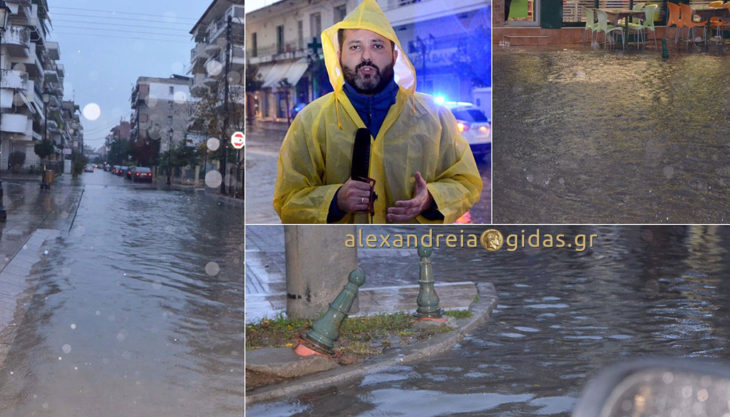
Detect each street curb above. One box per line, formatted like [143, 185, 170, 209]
[245, 282, 498, 405]
[0, 229, 61, 370]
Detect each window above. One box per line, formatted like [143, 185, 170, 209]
[169, 101, 174, 110]
[169, 86, 174, 94]
[298, 21, 303, 50]
[334, 5, 347, 23]
[277, 25, 284, 54]
[310, 13, 321, 39]
[251, 32, 257, 57]
[168, 115, 173, 125]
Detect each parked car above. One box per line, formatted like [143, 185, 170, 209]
[444, 101, 491, 161]
[111, 165, 120, 174]
[116, 165, 129, 177]
[131, 167, 153, 183]
[125, 166, 135, 180]
[84, 164, 94, 173]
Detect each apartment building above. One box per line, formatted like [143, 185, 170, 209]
[0, 0, 67, 171]
[189, 0, 244, 121]
[129, 75, 194, 153]
[246, 0, 490, 123]
[189, 0, 245, 197]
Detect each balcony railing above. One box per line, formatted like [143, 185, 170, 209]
[0, 69, 26, 90]
[0, 113, 33, 136]
[2, 26, 31, 49]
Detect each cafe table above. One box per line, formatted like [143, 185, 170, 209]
[600, 9, 647, 47]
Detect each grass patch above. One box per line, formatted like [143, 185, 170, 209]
[444, 310, 473, 319]
[246, 311, 454, 355]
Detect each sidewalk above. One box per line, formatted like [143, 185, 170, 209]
[245, 226, 498, 404]
[245, 123, 289, 224]
[0, 173, 84, 368]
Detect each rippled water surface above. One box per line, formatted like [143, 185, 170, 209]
[248, 225, 730, 416]
[0, 172, 244, 416]
[493, 47, 730, 223]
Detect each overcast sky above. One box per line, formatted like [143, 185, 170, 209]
[46, 0, 211, 150]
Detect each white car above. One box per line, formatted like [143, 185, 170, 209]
[445, 102, 491, 161]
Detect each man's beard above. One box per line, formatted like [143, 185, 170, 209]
[341, 59, 395, 95]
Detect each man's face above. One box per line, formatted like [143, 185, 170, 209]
[338, 29, 397, 95]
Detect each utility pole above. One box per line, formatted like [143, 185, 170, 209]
[220, 15, 232, 195]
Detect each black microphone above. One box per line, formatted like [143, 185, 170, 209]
[351, 128, 371, 181]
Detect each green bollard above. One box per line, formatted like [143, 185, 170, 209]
[661, 38, 669, 59]
[294, 268, 366, 356]
[415, 246, 445, 321]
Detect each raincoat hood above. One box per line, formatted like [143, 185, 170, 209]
[321, 0, 416, 93]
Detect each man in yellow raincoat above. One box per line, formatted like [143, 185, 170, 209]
[273, 0, 482, 224]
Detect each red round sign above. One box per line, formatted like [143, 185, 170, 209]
[231, 131, 245, 149]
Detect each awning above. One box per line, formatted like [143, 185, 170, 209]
[259, 58, 309, 89]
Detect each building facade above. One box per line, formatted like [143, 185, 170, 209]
[0, 0, 70, 172]
[189, 0, 245, 131]
[246, 0, 491, 124]
[130, 75, 194, 154]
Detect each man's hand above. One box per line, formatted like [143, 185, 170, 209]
[387, 172, 433, 223]
[337, 178, 373, 213]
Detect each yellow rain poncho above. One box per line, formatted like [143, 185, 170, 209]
[273, 0, 482, 224]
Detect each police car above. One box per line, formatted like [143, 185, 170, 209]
[444, 101, 491, 162]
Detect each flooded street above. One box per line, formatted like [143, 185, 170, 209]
[492, 47, 730, 223]
[0, 171, 244, 417]
[248, 225, 730, 416]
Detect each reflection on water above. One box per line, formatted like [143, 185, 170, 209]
[0, 180, 244, 417]
[248, 225, 730, 416]
[493, 47, 730, 223]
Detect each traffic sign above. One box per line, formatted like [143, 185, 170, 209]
[231, 131, 245, 149]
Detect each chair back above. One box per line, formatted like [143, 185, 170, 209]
[584, 7, 595, 30]
[679, 3, 699, 26]
[709, 1, 723, 8]
[595, 9, 608, 31]
[666, 2, 681, 27]
[643, 5, 657, 29]
[631, 3, 644, 24]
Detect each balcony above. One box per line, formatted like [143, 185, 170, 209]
[46, 41, 60, 61]
[0, 113, 33, 137]
[0, 69, 26, 90]
[7, 2, 33, 21]
[44, 69, 58, 84]
[190, 43, 209, 73]
[231, 45, 244, 71]
[56, 63, 64, 78]
[1, 26, 31, 57]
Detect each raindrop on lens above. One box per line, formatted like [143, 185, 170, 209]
[70, 323, 76, 330]
[205, 170, 223, 188]
[205, 262, 220, 276]
[206, 60, 223, 77]
[207, 137, 220, 151]
[82, 103, 101, 121]
[62, 344, 71, 354]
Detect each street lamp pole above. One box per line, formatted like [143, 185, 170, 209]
[41, 91, 49, 188]
[0, 0, 10, 221]
[220, 15, 232, 195]
[167, 128, 172, 185]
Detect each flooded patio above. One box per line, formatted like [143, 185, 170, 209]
[492, 45, 730, 223]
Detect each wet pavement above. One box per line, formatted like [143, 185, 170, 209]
[0, 170, 244, 417]
[247, 225, 730, 416]
[246, 124, 491, 224]
[493, 46, 730, 223]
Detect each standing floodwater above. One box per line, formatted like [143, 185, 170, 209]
[247, 225, 730, 416]
[492, 47, 730, 223]
[0, 172, 244, 416]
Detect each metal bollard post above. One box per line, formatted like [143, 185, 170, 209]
[415, 246, 445, 321]
[661, 38, 669, 59]
[294, 268, 366, 357]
